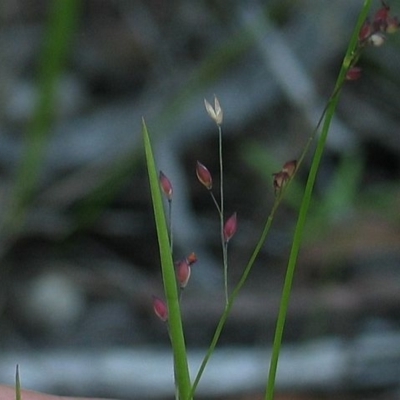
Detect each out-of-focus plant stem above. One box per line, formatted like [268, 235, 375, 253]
[4, 0, 81, 236]
[265, 2, 372, 399]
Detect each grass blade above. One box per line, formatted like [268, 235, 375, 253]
[15, 365, 21, 400]
[142, 119, 191, 399]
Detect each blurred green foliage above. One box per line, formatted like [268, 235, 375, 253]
[5, 0, 81, 235]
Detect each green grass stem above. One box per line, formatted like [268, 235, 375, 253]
[265, 2, 372, 399]
[217, 125, 230, 304]
[15, 365, 21, 400]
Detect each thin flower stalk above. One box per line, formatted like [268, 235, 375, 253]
[203, 97, 230, 304]
[209, 190, 221, 215]
[189, 192, 283, 400]
[190, 3, 379, 398]
[218, 122, 229, 303]
[190, 82, 340, 400]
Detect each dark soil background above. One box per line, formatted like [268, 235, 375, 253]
[0, 1, 400, 399]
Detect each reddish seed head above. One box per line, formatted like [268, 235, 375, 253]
[359, 20, 372, 41]
[176, 259, 191, 289]
[223, 212, 237, 243]
[346, 66, 362, 81]
[282, 160, 297, 178]
[196, 161, 213, 190]
[359, 2, 399, 46]
[152, 296, 168, 322]
[373, 3, 390, 31]
[272, 171, 290, 194]
[370, 2, 399, 35]
[375, 6, 389, 19]
[273, 160, 297, 194]
[159, 171, 173, 201]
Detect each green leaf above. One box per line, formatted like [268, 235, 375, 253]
[142, 119, 191, 399]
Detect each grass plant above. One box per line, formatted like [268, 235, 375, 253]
[144, 1, 400, 399]
[143, 121, 191, 399]
[265, 4, 374, 398]
[6, 1, 399, 400]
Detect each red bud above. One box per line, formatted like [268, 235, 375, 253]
[359, 20, 372, 41]
[159, 171, 173, 201]
[373, 3, 390, 31]
[196, 161, 213, 190]
[152, 296, 168, 322]
[223, 212, 237, 243]
[176, 259, 191, 289]
[346, 66, 362, 81]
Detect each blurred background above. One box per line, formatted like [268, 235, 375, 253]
[0, 0, 400, 399]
